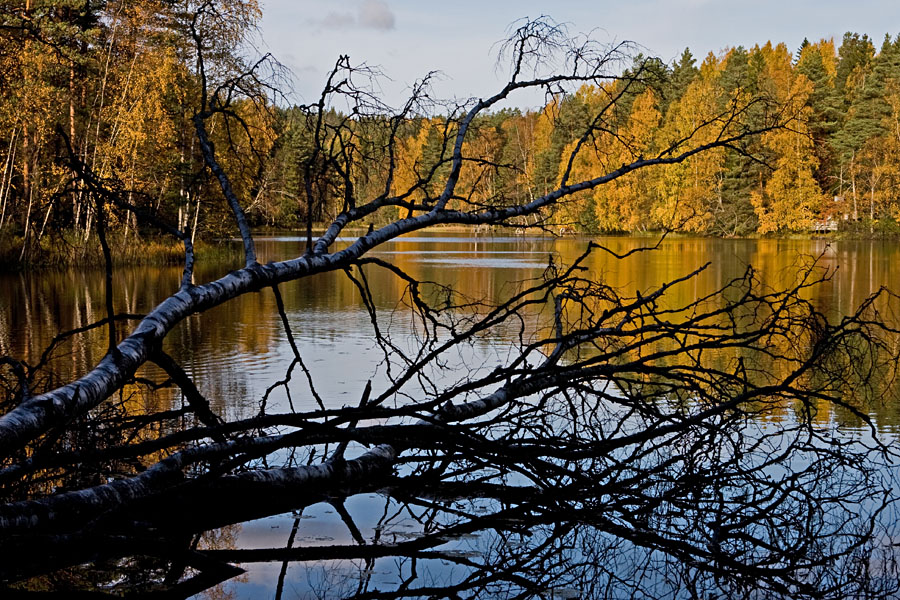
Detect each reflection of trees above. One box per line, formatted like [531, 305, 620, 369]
[2, 8, 900, 600]
[3, 248, 899, 598]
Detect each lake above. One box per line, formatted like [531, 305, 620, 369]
[2, 232, 899, 597]
[4, 233, 898, 419]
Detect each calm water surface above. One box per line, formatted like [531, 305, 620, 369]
[1, 232, 899, 596]
[2, 233, 896, 415]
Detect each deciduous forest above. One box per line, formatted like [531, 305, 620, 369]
[4, 1, 900, 268]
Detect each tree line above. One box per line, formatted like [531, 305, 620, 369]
[2, 2, 900, 269]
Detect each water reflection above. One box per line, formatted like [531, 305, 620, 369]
[2, 233, 900, 597]
[2, 234, 898, 421]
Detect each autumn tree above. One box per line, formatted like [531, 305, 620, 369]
[752, 47, 827, 233]
[0, 0, 266, 262]
[8, 14, 900, 250]
[654, 76, 724, 231]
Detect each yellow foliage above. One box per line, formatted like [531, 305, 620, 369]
[585, 88, 661, 231]
[752, 76, 826, 233]
[458, 124, 503, 209]
[699, 52, 722, 82]
[501, 112, 539, 202]
[655, 79, 725, 231]
[758, 42, 794, 100]
[392, 119, 433, 201]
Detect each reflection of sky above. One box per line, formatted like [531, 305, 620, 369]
[188, 234, 900, 596]
[4, 233, 900, 595]
[212, 422, 900, 598]
[217, 496, 511, 598]
[413, 257, 552, 268]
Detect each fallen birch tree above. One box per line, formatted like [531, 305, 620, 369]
[1, 6, 900, 599]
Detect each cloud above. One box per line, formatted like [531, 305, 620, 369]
[313, 1, 395, 31]
[358, 0, 395, 31]
[321, 11, 355, 29]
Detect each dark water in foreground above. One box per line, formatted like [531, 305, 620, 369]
[1, 232, 899, 597]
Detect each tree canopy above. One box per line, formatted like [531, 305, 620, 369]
[2, 3, 900, 266]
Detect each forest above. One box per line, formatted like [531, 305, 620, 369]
[3, 1, 900, 268]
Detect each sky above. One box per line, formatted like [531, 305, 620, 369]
[259, 0, 900, 108]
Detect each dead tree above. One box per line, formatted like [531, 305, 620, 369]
[1, 11, 899, 599]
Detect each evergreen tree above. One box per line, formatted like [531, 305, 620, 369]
[837, 35, 897, 153]
[835, 32, 875, 100]
[711, 47, 767, 235]
[614, 54, 672, 117]
[832, 33, 896, 218]
[797, 42, 843, 192]
[668, 48, 699, 103]
[531, 92, 592, 196]
[720, 47, 753, 94]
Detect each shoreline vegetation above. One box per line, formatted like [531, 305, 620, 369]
[0, 229, 211, 271]
[2, 3, 900, 268]
[3, 222, 898, 272]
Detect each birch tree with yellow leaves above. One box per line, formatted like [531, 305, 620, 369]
[654, 77, 725, 231]
[752, 73, 826, 233]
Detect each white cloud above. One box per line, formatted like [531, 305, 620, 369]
[358, 0, 395, 31]
[320, 11, 355, 29]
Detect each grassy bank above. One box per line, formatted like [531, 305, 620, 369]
[0, 230, 240, 271]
